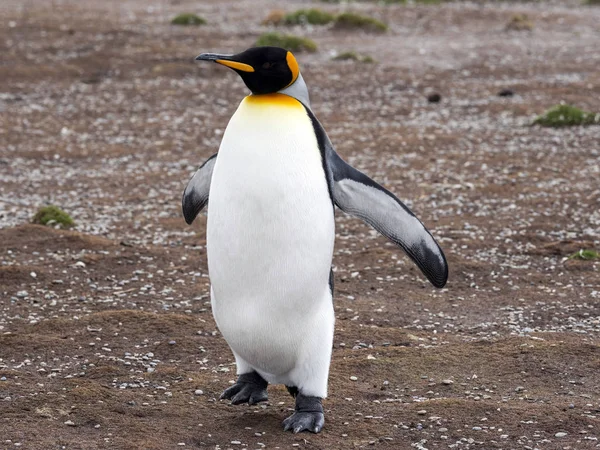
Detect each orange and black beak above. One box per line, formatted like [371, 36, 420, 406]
[195, 53, 255, 73]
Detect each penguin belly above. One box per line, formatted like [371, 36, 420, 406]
[207, 94, 335, 395]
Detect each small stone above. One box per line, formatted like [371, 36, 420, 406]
[350, 376, 358, 381]
[64, 420, 75, 426]
[442, 379, 454, 385]
[555, 432, 567, 438]
[194, 389, 204, 396]
[473, 426, 482, 431]
[231, 441, 241, 445]
[168, 340, 176, 345]
[515, 386, 525, 392]
[16, 291, 28, 298]
[417, 410, 427, 415]
[74, 261, 86, 268]
[427, 93, 441, 103]
[30, 272, 37, 278]
[439, 427, 448, 432]
[0, 377, 6, 381]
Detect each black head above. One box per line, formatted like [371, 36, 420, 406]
[195, 46, 300, 95]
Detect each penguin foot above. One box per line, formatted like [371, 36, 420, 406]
[220, 371, 268, 405]
[282, 393, 324, 434]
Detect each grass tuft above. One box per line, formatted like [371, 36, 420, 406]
[334, 12, 387, 32]
[568, 249, 600, 260]
[255, 32, 318, 52]
[32, 205, 75, 229]
[533, 104, 600, 127]
[383, 0, 443, 4]
[284, 9, 335, 25]
[332, 51, 375, 63]
[262, 10, 286, 26]
[171, 13, 206, 26]
[505, 13, 533, 31]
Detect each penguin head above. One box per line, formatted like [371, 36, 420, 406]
[195, 46, 300, 95]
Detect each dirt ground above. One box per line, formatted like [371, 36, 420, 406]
[1, 0, 599, 449]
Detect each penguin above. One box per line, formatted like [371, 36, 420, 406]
[183, 46, 448, 434]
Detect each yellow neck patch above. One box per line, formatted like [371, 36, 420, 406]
[285, 51, 300, 88]
[244, 93, 302, 108]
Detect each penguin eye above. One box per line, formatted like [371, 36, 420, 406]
[262, 62, 274, 69]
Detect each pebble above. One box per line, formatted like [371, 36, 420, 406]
[555, 432, 568, 437]
[231, 441, 241, 445]
[16, 291, 28, 298]
[194, 389, 204, 395]
[515, 386, 525, 392]
[473, 426, 482, 431]
[64, 420, 75, 426]
[427, 93, 441, 103]
[442, 379, 454, 385]
[439, 427, 448, 432]
[73, 261, 86, 268]
[417, 410, 427, 415]
[350, 376, 358, 381]
[168, 340, 176, 345]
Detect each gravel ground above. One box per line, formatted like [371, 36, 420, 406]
[1, 0, 599, 449]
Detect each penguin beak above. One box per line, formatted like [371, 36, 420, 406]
[195, 53, 255, 73]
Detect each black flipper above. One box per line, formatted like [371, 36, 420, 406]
[182, 153, 217, 225]
[304, 107, 448, 289]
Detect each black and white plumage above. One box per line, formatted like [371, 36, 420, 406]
[183, 46, 448, 434]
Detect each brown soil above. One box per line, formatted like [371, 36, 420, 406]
[1, 1, 599, 449]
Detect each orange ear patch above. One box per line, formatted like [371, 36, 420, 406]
[285, 51, 300, 87]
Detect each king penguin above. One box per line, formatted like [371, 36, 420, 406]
[182, 46, 448, 434]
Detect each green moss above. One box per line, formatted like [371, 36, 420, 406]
[505, 13, 533, 31]
[284, 9, 335, 25]
[171, 13, 206, 26]
[334, 12, 387, 32]
[255, 32, 317, 52]
[332, 51, 375, 63]
[383, 0, 443, 4]
[32, 205, 75, 229]
[568, 249, 600, 260]
[533, 104, 600, 127]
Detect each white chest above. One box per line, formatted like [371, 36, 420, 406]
[207, 94, 334, 308]
[205, 94, 336, 378]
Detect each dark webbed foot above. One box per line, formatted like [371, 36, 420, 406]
[282, 392, 324, 434]
[220, 371, 268, 405]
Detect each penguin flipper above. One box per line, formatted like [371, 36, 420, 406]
[182, 153, 217, 225]
[329, 149, 448, 288]
[303, 108, 447, 288]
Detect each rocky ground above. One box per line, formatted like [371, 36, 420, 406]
[1, 0, 599, 449]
